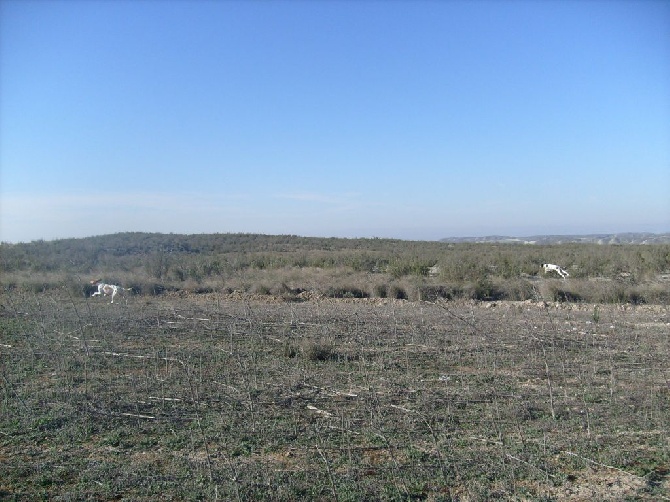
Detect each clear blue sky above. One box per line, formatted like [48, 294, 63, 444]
[1, 0, 669, 243]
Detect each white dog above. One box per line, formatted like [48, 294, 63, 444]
[542, 263, 569, 279]
[90, 279, 131, 303]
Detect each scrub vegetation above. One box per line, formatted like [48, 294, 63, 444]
[2, 232, 669, 304]
[1, 233, 669, 500]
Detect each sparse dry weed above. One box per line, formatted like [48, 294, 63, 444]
[1, 290, 668, 500]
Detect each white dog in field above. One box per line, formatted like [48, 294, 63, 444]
[542, 263, 569, 279]
[90, 279, 131, 303]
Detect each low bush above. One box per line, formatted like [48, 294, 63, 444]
[252, 284, 273, 296]
[495, 278, 536, 301]
[388, 284, 408, 300]
[324, 286, 368, 299]
[302, 338, 337, 361]
[417, 284, 461, 302]
[1, 236, 668, 304]
[373, 284, 388, 298]
[552, 288, 584, 303]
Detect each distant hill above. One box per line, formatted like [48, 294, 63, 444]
[440, 232, 670, 245]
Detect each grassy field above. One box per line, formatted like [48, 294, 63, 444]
[1, 288, 668, 500]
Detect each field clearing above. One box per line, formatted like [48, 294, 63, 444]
[1, 291, 669, 500]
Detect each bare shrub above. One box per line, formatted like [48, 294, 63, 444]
[539, 279, 669, 305]
[134, 281, 167, 296]
[302, 338, 336, 361]
[252, 283, 272, 296]
[145, 250, 170, 279]
[495, 278, 535, 301]
[282, 341, 300, 359]
[324, 286, 368, 299]
[373, 284, 388, 298]
[271, 282, 305, 301]
[417, 284, 460, 302]
[192, 286, 215, 294]
[640, 284, 670, 304]
[388, 284, 408, 299]
[549, 284, 584, 303]
[462, 279, 505, 301]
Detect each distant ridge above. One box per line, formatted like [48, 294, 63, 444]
[439, 232, 670, 245]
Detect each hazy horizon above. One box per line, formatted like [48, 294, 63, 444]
[3, 229, 670, 246]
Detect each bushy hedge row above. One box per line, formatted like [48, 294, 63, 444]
[2, 233, 669, 304]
